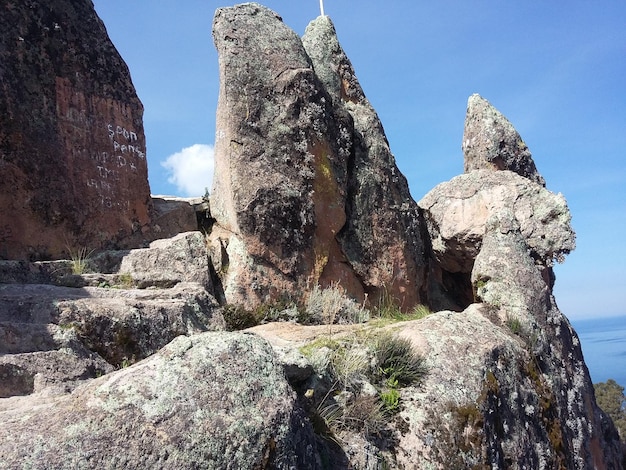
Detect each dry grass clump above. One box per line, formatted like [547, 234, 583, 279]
[304, 282, 369, 326]
[303, 331, 427, 444]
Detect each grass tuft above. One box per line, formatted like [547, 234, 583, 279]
[68, 247, 94, 275]
[374, 333, 427, 387]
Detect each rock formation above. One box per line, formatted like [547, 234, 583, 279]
[0, 332, 318, 469]
[0, 232, 223, 396]
[303, 16, 426, 310]
[209, 4, 425, 310]
[0, 0, 152, 261]
[416, 94, 622, 467]
[462, 94, 546, 186]
[0, 3, 622, 469]
[419, 169, 574, 310]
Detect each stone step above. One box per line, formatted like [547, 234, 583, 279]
[0, 284, 90, 323]
[0, 231, 212, 291]
[0, 349, 114, 398]
[0, 322, 66, 354]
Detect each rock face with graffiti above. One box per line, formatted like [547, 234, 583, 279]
[0, 0, 152, 260]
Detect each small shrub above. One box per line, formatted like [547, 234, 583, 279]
[302, 331, 431, 449]
[343, 394, 387, 436]
[372, 289, 432, 322]
[331, 346, 369, 389]
[375, 288, 404, 320]
[474, 279, 487, 302]
[116, 273, 134, 289]
[506, 315, 523, 336]
[120, 357, 132, 369]
[304, 283, 369, 326]
[380, 388, 401, 412]
[373, 334, 427, 387]
[315, 400, 344, 445]
[411, 304, 432, 319]
[222, 304, 262, 331]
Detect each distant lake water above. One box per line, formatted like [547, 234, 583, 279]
[570, 315, 626, 389]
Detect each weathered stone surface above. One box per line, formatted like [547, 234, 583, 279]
[0, 349, 114, 398]
[0, 281, 222, 368]
[250, 306, 624, 469]
[466, 211, 622, 469]
[209, 4, 357, 309]
[149, 196, 201, 239]
[54, 282, 223, 367]
[209, 6, 425, 310]
[394, 306, 622, 469]
[472, 210, 550, 318]
[462, 94, 546, 186]
[117, 231, 213, 290]
[0, 0, 152, 261]
[0, 332, 320, 469]
[418, 170, 575, 275]
[0, 232, 223, 386]
[303, 16, 426, 308]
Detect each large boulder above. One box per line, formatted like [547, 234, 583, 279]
[462, 94, 546, 186]
[418, 170, 575, 275]
[117, 231, 213, 290]
[209, 4, 355, 309]
[413, 92, 620, 467]
[0, 0, 152, 261]
[0, 332, 320, 469]
[394, 305, 623, 469]
[466, 210, 622, 469]
[471, 209, 550, 318]
[209, 5, 425, 310]
[249, 303, 624, 469]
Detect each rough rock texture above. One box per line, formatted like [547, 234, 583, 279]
[209, 4, 355, 309]
[462, 94, 546, 186]
[209, 4, 425, 310]
[0, 232, 222, 393]
[418, 169, 574, 311]
[0, 3, 620, 468]
[393, 305, 622, 469]
[117, 231, 213, 290]
[419, 170, 574, 275]
[412, 93, 620, 467]
[303, 16, 426, 309]
[467, 211, 623, 469]
[150, 196, 204, 239]
[0, 0, 152, 261]
[0, 332, 320, 469]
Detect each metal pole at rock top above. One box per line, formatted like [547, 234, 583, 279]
[319, 0, 325, 16]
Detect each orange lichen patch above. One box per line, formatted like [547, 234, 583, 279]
[308, 138, 362, 301]
[340, 77, 359, 104]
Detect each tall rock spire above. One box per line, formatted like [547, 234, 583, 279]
[303, 15, 426, 308]
[462, 94, 546, 186]
[209, 4, 426, 309]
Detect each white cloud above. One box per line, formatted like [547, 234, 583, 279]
[161, 144, 215, 197]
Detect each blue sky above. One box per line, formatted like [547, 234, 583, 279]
[92, 1, 625, 321]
